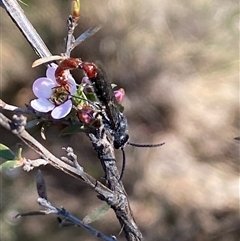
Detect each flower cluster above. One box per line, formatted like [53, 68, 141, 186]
[31, 65, 125, 121]
[30, 64, 76, 119]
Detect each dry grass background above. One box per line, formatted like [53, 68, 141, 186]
[1, 0, 239, 241]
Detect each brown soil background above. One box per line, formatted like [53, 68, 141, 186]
[1, 1, 239, 241]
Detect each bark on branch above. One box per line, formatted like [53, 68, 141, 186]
[0, 0, 143, 240]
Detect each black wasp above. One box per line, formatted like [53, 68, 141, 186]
[55, 58, 165, 180]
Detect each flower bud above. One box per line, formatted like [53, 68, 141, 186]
[77, 105, 95, 124]
[114, 88, 125, 103]
[72, 0, 80, 20]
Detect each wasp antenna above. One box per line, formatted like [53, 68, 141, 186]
[127, 142, 165, 148]
[118, 147, 126, 181]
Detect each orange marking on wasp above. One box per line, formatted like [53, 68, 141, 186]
[55, 58, 82, 91]
[80, 62, 98, 79]
[55, 58, 98, 91]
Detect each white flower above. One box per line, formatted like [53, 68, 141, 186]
[30, 64, 77, 119]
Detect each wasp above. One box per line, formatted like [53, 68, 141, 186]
[33, 56, 164, 180]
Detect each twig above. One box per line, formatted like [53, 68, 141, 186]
[61, 146, 83, 171]
[0, 1, 143, 240]
[17, 171, 117, 241]
[65, 15, 78, 57]
[16, 196, 117, 241]
[89, 132, 143, 240]
[0, 0, 51, 58]
[0, 99, 18, 111]
[0, 113, 113, 199]
[56, 205, 117, 241]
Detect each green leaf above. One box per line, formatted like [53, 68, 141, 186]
[83, 203, 110, 224]
[0, 144, 16, 160]
[25, 119, 41, 129]
[118, 103, 124, 113]
[73, 85, 89, 105]
[0, 160, 20, 171]
[60, 124, 85, 136]
[85, 92, 98, 102]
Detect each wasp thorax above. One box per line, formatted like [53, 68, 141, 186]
[112, 113, 129, 149]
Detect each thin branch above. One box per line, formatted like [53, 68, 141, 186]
[61, 146, 83, 171]
[65, 15, 78, 57]
[0, 1, 143, 240]
[16, 197, 117, 241]
[0, 113, 113, 199]
[16, 196, 117, 241]
[88, 132, 143, 240]
[56, 205, 117, 241]
[0, 0, 51, 58]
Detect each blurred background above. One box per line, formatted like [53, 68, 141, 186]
[1, 0, 239, 240]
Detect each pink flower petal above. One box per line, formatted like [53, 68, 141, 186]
[51, 100, 72, 119]
[30, 98, 55, 112]
[114, 88, 125, 103]
[46, 64, 58, 82]
[65, 71, 77, 94]
[47, 66, 76, 94]
[81, 76, 91, 84]
[32, 78, 56, 98]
